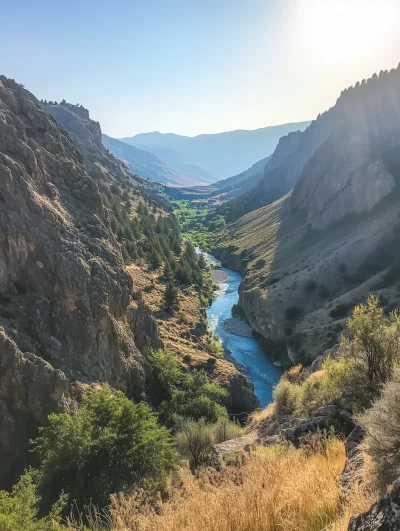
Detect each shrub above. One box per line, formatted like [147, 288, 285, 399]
[273, 379, 301, 416]
[151, 349, 228, 425]
[285, 306, 302, 321]
[340, 295, 400, 410]
[213, 416, 242, 444]
[318, 284, 331, 299]
[175, 417, 242, 469]
[274, 356, 352, 417]
[32, 386, 177, 510]
[175, 418, 215, 469]
[359, 373, 400, 490]
[0, 470, 66, 531]
[304, 280, 317, 293]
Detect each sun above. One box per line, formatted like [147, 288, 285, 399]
[295, 0, 399, 66]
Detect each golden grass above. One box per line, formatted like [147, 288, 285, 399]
[102, 439, 362, 531]
[247, 403, 276, 429]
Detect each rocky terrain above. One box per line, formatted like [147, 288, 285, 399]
[0, 77, 257, 489]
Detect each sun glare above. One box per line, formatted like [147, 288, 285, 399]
[295, 0, 399, 65]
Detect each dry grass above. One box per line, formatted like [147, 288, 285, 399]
[247, 403, 276, 429]
[126, 264, 240, 384]
[69, 437, 378, 531]
[104, 439, 352, 531]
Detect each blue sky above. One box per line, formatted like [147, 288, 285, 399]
[2, 0, 400, 137]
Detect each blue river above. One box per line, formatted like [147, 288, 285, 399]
[203, 252, 282, 407]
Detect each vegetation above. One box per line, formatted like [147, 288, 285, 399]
[150, 349, 229, 425]
[87, 434, 370, 531]
[31, 386, 177, 510]
[175, 417, 242, 469]
[0, 470, 66, 531]
[274, 296, 400, 417]
[171, 199, 226, 252]
[358, 373, 400, 491]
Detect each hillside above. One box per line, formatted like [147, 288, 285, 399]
[216, 66, 400, 363]
[0, 77, 257, 490]
[102, 134, 213, 187]
[219, 66, 400, 222]
[120, 120, 311, 179]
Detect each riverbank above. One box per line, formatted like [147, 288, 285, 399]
[201, 250, 282, 406]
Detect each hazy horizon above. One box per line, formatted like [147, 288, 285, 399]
[2, 0, 400, 138]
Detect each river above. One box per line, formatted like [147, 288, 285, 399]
[200, 250, 282, 407]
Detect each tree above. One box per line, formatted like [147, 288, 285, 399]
[61, 99, 66, 105]
[341, 295, 400, 409]
[163, 261, 174, 283]
[31, 386, 177, 510]
[0, 470, 66, 531]
[175, 418, 214, 469]
[164, 281, 179, 313]
[149, 248, 162, 270]
[198, 253, 207, 270]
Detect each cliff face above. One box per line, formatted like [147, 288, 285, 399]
[0, 77, 150, 485]
[291, 68, 400, 229]
[223, 66, 400, 225]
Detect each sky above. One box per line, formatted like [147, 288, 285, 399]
[2, 0, 400, 137]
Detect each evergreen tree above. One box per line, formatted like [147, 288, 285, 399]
[198, 253, 207, 270]
[164, 281, 179, 313]
[163, 261, 174, 282]
[150, 248, 162, 270]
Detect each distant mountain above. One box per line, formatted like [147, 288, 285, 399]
[136, 144, 216, 184]
[102, 135, 210, 187]
[213, 155, 271, 191]
[120, 121, 311, 179]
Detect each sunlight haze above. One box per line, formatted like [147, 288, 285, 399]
[2, 0, 399, 137]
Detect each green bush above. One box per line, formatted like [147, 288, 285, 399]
[0, 470, 66, 531]
[175, 418, 214, 469]
[150, 350, 228, 425]
[273, 379, 301, 416]
[175, 417, 242, 469]
[32, 386, 177, 510]
[340, 295, 400, 410]
[273, 356, 351, 417]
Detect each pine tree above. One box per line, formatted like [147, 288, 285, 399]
[164, 281, 179, 313]
[163, 261, 174, 282]
[198, 253, 207, 270]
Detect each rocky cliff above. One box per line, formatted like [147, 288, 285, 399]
[220, 65, 400, 225]
[0, 77, 151, 485]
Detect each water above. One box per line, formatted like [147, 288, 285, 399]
[201, 251, 282, 407]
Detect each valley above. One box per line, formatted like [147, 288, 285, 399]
[2, 54, 400, 531]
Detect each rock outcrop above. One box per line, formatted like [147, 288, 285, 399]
[348, 477, 400, 530]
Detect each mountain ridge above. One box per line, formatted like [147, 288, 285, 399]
[120, 120, 311, 179]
